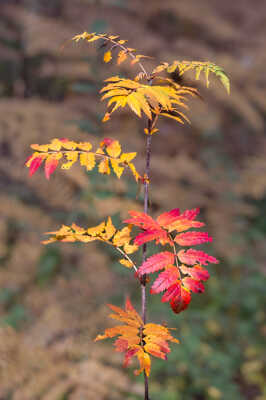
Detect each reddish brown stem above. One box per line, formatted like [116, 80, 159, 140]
[141, 123, 152, 400]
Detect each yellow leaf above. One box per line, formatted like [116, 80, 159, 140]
[120, 152, 137, 164]
[128, 162, 140, 182]
[126, 93, 142, 117]
[113, 226, 132, 247]
[98, 158, 110, 175]
[102, 112, 110, 122]
[102, 217, 116, 240]
[117, 50, 128, 65]
[87, 222, 105, 236]
[30, 144, 49, 152]
[60, 140, 77, 150]
[106, 140, 121, 158]
[135, 350, 151, 377]
[119, 259, 133, 268]
[49, 138, 62, 151]
[103, 50, 112, 63]
[101, 89, 129, 100]
[123, 243, 138, 254]
[110, 159, 124, 178]
[76, 142, 92, 151]
[61, 151, 78, 169]
[79, 153, 96, 171]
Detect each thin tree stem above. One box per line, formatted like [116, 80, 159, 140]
[141, 121, 153, 400]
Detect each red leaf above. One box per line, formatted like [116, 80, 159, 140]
[180, 265, 210, 281]
[161, 281, 181, 302]
[45, 156, 59, 179]
[138, 252, 175, 275]
[100, 137, 115, 147]
[167, 218, 204, 233]
[170, 287, 191, 313]
[178, 249, 219, 266]
[182, 277, 205, 293]
[180, 208, 200, 220]
[29, 156, 44, 176]
[150, 266, 180, 294]
[115, 338, 128, 352]
[124, 211, 160, 231]
[134, 229, 169, 246]
[175, 231, 212, 246]
[123, 347, 139, 367]
[156, 208, 180, 228]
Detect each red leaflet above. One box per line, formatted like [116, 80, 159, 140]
[182, 277, 205, 293]
[178, 249, 219, 266]
[156, 208, 180, 228]
[138, 251, 175, 275]
[180, 207, 200, 220]
[123, 347, 139, 367]
[124, 211, 160, 231]
[175, 231, 212, 246]
[150, 266, 180, 294]
[170, 287, 191, 313]
[180, 265, 210, 281]
[100, 137, 115, 147]
[29, 156, 44, 176]
[167, 218, 204, 233]
[161, 281, 181, 302]
[45, 156, 59, 180]
[115, 338, 129, 352]
[134, 229, 169, 246]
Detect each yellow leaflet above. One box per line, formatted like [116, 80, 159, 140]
[126, 93, 142, 117]
[71, 223, 86, 234]
[110, 159, 124, 178]
[160, 112, 185, 124]
[128, 162, 140, 182]
[117, 50, 128, 65]
[123, 243, 138, 254]
[102, 217, 116, 240]
[135, 350, 151, 377]
[102, 112, 110, 122]
[103, 50, 112, 63]
[76, 142, 92, 151]
[112, 226, 132, 247]
[61, 151, 78, 169]
[87, 222, 105, 236]
[87, 35, 101, 42]
[106, 140, 121, 158]
[101, 89, 129, 100]
[119, 259, 133, 268]
[133, 91, 152, 119]
[49, 138, 62, 151]
[120, 152, 136, 163]
[98, 158, 111, 175]
[74, 235, 96, 243]
[31, 144, 49, 152]
[79, 153, 95, 171]
[61, 140, 77, 150]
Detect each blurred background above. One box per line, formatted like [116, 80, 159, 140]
[0, 0, 265, 399]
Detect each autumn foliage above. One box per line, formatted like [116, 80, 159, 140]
[25, 29, 229, 390]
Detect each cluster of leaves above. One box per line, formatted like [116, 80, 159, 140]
[151, 61, 230, 94]
[72, 32, 150, 69]
[23, 30, 229, 381]
[125, 208, 219, 313]
[43, 216, 138, 267]
[25, 137, 141, 181]
[43, 208, 218, 316]
[100, 76, 197, 124]
[95, 298, 179, 377]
